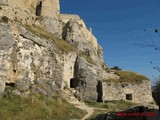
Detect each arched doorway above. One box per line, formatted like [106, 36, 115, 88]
[36, 1, 42, 16]
[97, 81, 103, 102]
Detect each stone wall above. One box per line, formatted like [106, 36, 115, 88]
[0, 0, 60, 24]
[103, 80, 154, 104]
[41, 0, 60, 19]
[0, 0, 98, 51]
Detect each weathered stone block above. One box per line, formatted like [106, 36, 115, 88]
[0, 23, 14, 50]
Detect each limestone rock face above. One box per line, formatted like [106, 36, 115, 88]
[0, 0, 8, 6]
[75, 57, 99, 101]
[62, 20, 103, 68]
[0, 0, 154, 105]
[0, 23, 15, 93]
[35, 17, 63, 38]
[63, 20, 92, 52]
[0, 22, 63, 94]
[0, 23, 15, 50]
[62, 52, 77, 89]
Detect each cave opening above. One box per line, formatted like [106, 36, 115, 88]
[126, 94, 133, 100]
[36, 1, 42, 16]
[70, 78, 77, 88]
[5, 82, 15, 87]
[97, 80, 103, 102]
[13, 70, 16, 73]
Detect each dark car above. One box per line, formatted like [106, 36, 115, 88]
[95, 106, 160, 120]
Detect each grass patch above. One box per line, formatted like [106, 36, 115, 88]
[85, 100, 137, 111]
[103, 63, 110, 72]
[23, 24, 101, 66]
[114, 70, 149, 83]
[24, 24, 98, 64]
[0, 93, 86, 120]
[103, 70, 149, 83]
[85, 100, 137, 120]
[24, 24, 76, 52]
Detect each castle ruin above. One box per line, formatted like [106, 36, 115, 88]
[0, 0, 156, 108]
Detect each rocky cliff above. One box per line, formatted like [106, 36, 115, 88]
[0, 0, 154, 104]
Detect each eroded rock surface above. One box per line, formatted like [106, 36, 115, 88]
[0, 0, 155, 107]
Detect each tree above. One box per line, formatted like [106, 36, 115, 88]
[110, 66, 122, 71]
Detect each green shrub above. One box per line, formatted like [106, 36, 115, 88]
[110, 66, 122, 70]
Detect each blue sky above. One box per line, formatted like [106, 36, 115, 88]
[60, 0, 160, 84]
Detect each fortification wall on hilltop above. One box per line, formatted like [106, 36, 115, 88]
[0, 0, 98, 51]
[0, 0, 60, 24]
[41, 0, 60, 18]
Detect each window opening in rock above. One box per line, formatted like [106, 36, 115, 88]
[97, 80, 103, 102]
[5, 82, 15, 87]
[36, 1, 42, 16]
[70, 78, 77, 88]
[126, 94, 132, 100]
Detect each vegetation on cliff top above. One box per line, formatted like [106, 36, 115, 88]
[24, 24, 96, 65]
[103, 70, 149, 83]
[0, 91, 86, 120]
[115, 70, 149, 82]
[24, 24, 76, 52]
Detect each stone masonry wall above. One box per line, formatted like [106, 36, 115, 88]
[103, 80, 154, 104]
[0, 0, 60, 24]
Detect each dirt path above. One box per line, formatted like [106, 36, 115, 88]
[63, 91, 105, 120]
[68, 98, 109, 120]
[75, 103, 94, 120]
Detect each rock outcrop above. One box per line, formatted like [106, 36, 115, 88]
[0, 0, 155, 107]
